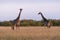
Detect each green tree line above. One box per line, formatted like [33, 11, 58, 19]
[0, 19, 60, 26]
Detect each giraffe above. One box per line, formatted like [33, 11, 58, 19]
[11, 8, 23, 30]
[38, 12, 51, 28]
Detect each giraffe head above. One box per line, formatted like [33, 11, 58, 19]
[38, 12, 42, 15]
[19, 8, 23, 11]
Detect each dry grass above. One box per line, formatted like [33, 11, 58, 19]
[0, 26, 60, 40]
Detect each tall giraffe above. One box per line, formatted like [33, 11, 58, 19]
[38, 12, 51, 28]
[11, 8, 22, 30]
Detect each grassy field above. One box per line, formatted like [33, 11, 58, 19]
[0, 26, 60, 40]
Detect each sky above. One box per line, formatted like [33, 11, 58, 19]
[0, 0, 60, 21]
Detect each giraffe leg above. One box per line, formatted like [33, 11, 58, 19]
[11, 25, 14, 30]
[11, 24, 16, 30]
[44, 22, 47, 26]
[16, 23, 20, 30]
[47, 22, 51, 28]
[16, 25, 20, 30]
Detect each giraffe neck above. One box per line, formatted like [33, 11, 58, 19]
[16, 10, 22, 20]
[40, 13, 48, 21]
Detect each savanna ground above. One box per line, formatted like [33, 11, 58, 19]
[0, 26, 60, 40]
